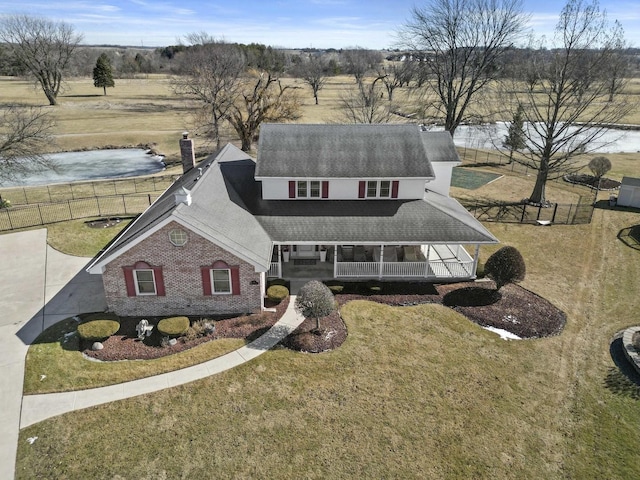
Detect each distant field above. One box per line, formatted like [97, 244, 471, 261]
[2, 73, 638, 203]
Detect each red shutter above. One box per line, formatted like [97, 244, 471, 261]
[322, 181, 329, 198]
[391, 180, 399, 198]
[288, 181, 296, 198]
[230, 266, 241, 295]
[201, 267, 212, 296]
[123, 266, 136, 297]
[152, 266, 165, 296]
[358, 181, 365, 198]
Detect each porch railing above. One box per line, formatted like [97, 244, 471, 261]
[335, 259, 475, 279]
[335, 262, 379, 277]
[268, 262, 281, 278]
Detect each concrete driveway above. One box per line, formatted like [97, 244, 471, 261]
[0, 229, 106, 480]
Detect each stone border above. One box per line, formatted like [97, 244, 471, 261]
[622, 326, 640, 375]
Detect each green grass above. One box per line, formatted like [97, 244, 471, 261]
[451, 167, 503, 190]
[45, 217, 133, 257]
[23, 316, 245, 394]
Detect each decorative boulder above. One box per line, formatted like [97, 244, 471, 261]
[91, 342, 104, 351]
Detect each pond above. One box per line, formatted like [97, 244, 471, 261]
[1, 149, 166, 187]
[430, 123, 640, 154]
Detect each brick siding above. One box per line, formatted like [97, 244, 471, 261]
[102, 221, 263, 316]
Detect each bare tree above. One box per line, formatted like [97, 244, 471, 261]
[398, 0, 528, 136]
[172, 34, 245, 149]
[338, 75, 394, 124]
[292, 54, 330, 105]
[0, 106, 55, 182]
[341, 47, 383, 86]
[504, 0, 634, 205]
[588, 155, 612, 195]
[0, 15, 82, 106]
[226, 72, 301, 152]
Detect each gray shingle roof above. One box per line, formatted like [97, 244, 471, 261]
[89, 140, 496, 275]
[420, 131, 461, 163]
[223, 155, 497, 245]
[255, 124, 436, 179]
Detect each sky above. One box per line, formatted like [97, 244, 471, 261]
[0, 0, 638, 49]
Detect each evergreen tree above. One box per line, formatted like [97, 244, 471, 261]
[503, 105, 526, 164]
[93, 53, 115, 95]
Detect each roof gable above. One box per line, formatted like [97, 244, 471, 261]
[88, 145, 274, 273]
[255, 124, 437, 179]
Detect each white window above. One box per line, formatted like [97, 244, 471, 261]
[309, 181, 321, 198]
[297, 180, 321, 198]
[134, 269, 156, 295]
[211, 269, 232, 294]
[379, 180, 391, 197]
[297, 181, 307, 198]
[366, 180, 392, 198]
[169, 229, 188, 246]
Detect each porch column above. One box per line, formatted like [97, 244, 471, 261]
[378, 243, 384, 279]
[472, 244, 480, 278]
[424, 244, 431, 278]
[333, 244, 338, 278]
[278, 244, 283, 278]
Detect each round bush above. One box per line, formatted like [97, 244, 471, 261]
[77, 320, 120, 341]
[267, 285, 289, 303]
[157, 316, 190, 337]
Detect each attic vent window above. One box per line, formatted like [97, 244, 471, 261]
[169, 229, 188, 247]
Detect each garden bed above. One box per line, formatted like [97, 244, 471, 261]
[84, 298, 288, 362]
[563, 173, 621, 190]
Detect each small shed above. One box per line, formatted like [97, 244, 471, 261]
[617, 176, 640, 208]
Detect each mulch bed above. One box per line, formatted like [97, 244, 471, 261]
[564, 173, 621, 190]
[280, 311, 347, 353]
[83, 280, 566, 361]
[83, 298, 288, 361]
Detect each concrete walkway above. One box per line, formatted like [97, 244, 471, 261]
[21, 301, 303, 427]
[0, 229, 303, 479]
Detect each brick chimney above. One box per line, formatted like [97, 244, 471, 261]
[180, 132, 196, 174]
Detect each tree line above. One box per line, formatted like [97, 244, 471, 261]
[1, 0, 638, 205]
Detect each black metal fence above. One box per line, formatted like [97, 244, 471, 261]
[0, 193, 160, 231]
[466, 197, 595, 225]
[0, 174, 176, 206]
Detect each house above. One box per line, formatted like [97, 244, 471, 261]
[87, 124, 498, 316]
[617, 176, 640, 208]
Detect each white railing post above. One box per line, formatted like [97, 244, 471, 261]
[424, 244, 431, 278]
[378, 243, 384, 279]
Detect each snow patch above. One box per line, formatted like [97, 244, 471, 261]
[483, 326, 521, 340]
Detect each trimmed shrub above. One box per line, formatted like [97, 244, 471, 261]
[484, 246, 526, 290]
[77, 319, 120, 341]
[295, 280, 336, 331]
[267, 285, 289, 303]
[157, 316, 190, 337]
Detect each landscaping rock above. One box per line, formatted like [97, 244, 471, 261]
[91, 342, 104, 351]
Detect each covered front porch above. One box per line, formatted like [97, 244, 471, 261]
[267, 243, 478, 281]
